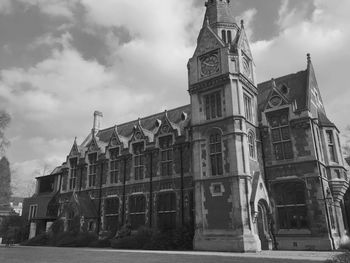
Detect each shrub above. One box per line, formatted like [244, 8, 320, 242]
[111, 235, 140, 249]
[54, 231, 98, 247]
[111, 225, 194, 250]
[21, 233, 49, 246]
[325, 252, 350, 263]
[88, 238, 111, 248]
[49, 219, 64, 235]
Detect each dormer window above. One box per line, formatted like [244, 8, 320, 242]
[69, 158, 77, 190]
[205, 91, 222, 120]
[133, 143, 145, 180]
[88, 153, 98, 187]
[109, 148, 120, 184]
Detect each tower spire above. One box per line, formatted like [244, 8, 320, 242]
[203, 0, 237, 27]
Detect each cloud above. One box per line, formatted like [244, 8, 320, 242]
[16, 0, 80, 19]
[251, 0, 350, 134]
[0, 0, 12, 14]
[238, 8, 257, 39]
[0, 1, 205, 196]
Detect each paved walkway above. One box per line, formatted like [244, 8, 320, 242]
[0, 245, 345, 263]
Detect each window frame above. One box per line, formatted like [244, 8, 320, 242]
[209, 132, 223, 176]
[204, 91, 222, 120]
[133, 142, 145, 180]
[157, 192, 177, 229]
[104, 197, 120, 232]
[109, 147, 120, 184]
[28, 204, 38, 220]
[244, 94, 253, 122]
[268, 111, 293, 161]
[326, 130, 337, 163]
[248, 130, 256, 159]
[128, 194, 146, 230]
[159, 135, 173, 177]
[274, 181, 308, 230]
[69, 157, 78, 190]
[88, 152, 98, 187]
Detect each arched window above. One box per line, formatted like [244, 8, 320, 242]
[157, 192, 177, 229]
[227, 30, 232, 43]
[248, 131, 255, 159]
[210, 133, 223, 176]
[221, 30, 226, 43]
[104, 197, 119, 233]
[129, 194, 146, 229]
[274, 181, 308, 229]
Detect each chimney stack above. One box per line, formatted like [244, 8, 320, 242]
[92, 111, 103, 133]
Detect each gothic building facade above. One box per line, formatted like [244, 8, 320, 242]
[23, 0, 350, 252]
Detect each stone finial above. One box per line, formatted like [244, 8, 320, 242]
[307, 53, 311, 63]
[271, 78, 276, 88]
[240, 19, 244, 29]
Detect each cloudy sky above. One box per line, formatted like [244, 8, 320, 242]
[0, 0, 349, 196]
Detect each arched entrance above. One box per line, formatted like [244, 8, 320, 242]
[257, 200, 272, 250]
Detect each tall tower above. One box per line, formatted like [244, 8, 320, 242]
[188, 0, 267, 252]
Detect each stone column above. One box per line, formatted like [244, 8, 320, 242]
[29, 222, 37, 239]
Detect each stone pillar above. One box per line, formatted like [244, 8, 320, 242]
[46, 221, 53, 232]
[29, 222, 37, 239]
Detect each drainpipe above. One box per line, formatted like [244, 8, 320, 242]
[96, 159, 104, 235]
[180, 144, 185, 226]
[149, 151, 153, 228]
[121, 156, 127, 225]
[311, 118, 335, 249]
[79, 164, 83, 192]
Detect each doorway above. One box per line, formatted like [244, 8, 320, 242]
[257, 200, 272, 250]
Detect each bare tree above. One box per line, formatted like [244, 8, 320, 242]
[0, 110, 11, 155]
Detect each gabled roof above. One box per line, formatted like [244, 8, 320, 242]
[96, 104, 191, 144]
[258, 70, 308, 119]
[258, 55, 334, 128]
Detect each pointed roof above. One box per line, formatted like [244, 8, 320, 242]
[204, 0, 237, 26]
[258, 54, 336, 128]
[258, 70, 308, 119]
[69, 137, 79, 156]
[305, 53, 326, 114]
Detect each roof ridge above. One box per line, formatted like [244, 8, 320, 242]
[258, 70, 307, 86]
[97, 104, 191, 134]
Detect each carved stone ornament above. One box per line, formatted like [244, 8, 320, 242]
[268, 95, 282, 108]
[134, 131, 142, 140]
[199, 51, 220, 78]
[196, 29, 221, 55]
[161, 124, 170, 134]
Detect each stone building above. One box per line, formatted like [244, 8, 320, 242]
[23, 0, 350, 252]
